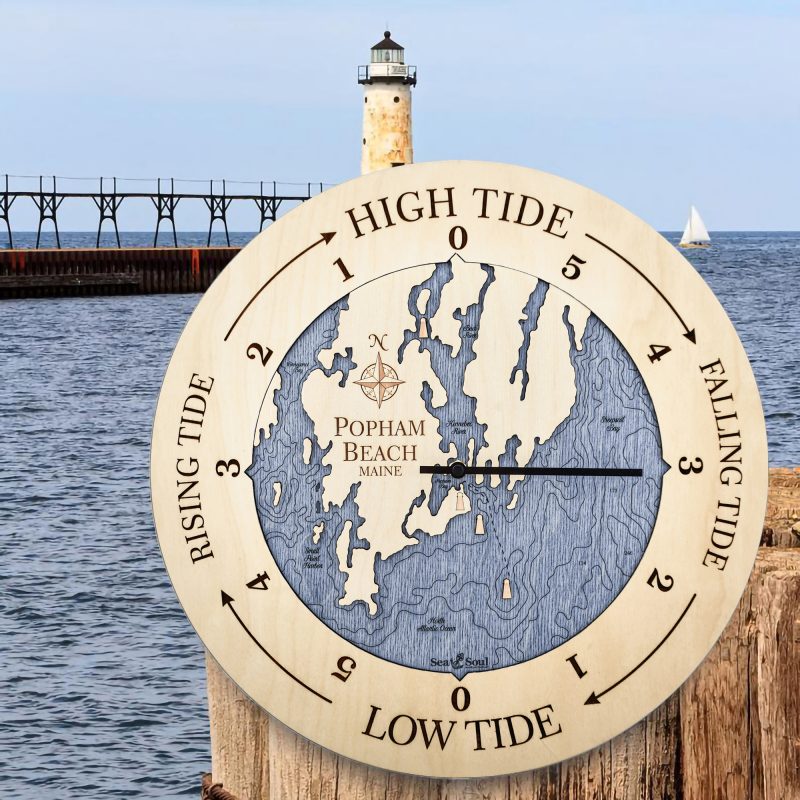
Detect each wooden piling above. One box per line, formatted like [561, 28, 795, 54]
[756, 568, 800, 798]
[205, 652, 686, 800]
[202, 468, 800, 799]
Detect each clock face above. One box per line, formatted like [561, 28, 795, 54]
[151, 161, 767, 778]
[250, 262, 667, 677]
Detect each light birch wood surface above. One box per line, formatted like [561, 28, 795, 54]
[205, 545, 799, 800]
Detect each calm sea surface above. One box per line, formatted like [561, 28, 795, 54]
[1, 231, 798, 798]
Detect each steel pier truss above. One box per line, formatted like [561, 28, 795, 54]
[0, 175, 328, 248]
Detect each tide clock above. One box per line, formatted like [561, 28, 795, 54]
[151, 161, 766, 777]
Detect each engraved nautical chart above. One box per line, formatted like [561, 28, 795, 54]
[249, 259, 666, 676]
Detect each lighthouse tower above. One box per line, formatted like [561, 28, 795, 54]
[358, 31, 417, 174]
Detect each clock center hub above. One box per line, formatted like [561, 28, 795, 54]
[450, 461, 467, 479]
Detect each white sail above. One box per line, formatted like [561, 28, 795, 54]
[690, 206, 710, 242]
[680, 206, 711, 245]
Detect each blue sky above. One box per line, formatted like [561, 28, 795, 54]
[1, 0, 798, 230]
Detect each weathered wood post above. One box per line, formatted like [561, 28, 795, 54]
[203, 473, 800, 799]
[680, 545, 800, 800]
[756, 566, 800, 797]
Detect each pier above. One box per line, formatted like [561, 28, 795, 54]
[0, 174, 328, 298]
[0, 174, 327, 248]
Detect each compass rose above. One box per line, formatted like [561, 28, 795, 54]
[355, 351, 404, 408]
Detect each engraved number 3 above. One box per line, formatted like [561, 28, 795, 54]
[216, 459, 241, 477]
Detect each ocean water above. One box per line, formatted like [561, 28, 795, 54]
[1, 231, 257, 250]
[0, 231, 797, 799]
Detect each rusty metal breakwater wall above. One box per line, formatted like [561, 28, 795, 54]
[0, 247, 240, 298]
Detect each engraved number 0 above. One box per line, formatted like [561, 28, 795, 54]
[449, 226, 468, 250]
[451, 686, 471, 712]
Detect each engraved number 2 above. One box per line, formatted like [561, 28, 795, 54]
[247, 343, 273, 366]
[647, 568, 674, 592]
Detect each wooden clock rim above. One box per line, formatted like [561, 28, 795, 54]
[150, 159, 768, 778]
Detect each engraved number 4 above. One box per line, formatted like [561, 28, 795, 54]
[648, 344, 672, 363]
[246, 571, 271, 591]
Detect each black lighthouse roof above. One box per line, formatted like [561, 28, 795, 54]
[371, 31, 403, 50]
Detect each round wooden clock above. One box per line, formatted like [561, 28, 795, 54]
[151, 161, 767, 778]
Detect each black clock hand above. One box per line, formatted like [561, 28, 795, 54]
[420, 462, 643, 479]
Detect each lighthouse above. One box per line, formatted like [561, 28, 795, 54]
[358, 31, 417, 174]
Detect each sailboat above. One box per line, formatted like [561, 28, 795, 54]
[679, 206, 711, 248]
